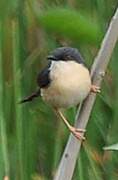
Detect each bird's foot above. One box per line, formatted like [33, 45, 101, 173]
[70, 126, 86, 140]
[91, 85, 101, 93]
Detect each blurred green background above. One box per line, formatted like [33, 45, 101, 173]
[0, 0, 118, 179]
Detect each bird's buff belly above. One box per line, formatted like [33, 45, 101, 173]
[41, 62, 91, 108]
[41, 85, 90, 108]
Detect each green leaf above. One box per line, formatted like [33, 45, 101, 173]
[103, 143, 118, 151]
[38, 8, 102, 44]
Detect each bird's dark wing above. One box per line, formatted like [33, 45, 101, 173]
[37, 64, 51, 88]
[20, 64, 51, 104]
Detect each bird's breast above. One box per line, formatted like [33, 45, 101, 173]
[41, 61, 91, 108]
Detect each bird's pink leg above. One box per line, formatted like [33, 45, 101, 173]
[55, 109, 85, 140]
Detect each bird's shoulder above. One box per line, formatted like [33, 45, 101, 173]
[37, 63, 51, 88]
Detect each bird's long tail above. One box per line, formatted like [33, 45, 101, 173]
[20, 88, 40, 103]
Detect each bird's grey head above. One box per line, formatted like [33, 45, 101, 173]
[47, 47, 84, 64]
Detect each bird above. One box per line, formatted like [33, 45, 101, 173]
[20, 47, 100, 140]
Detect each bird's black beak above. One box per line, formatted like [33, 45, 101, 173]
[47, 55, 56, 61]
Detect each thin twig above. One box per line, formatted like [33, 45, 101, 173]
[54, 7, 118, 180]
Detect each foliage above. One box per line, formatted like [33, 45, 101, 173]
[0, 0, 118, 180]
[38, 8, 102, 44]
[104, 143, 118, 150]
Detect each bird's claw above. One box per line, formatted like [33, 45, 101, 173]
[91, 85, 101, 93]
[70, 126, 86, 140]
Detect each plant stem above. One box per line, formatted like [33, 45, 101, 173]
[0, 20, 10, 179]
[12, 19, 24, 180]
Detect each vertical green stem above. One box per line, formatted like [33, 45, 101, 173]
[0, 20, 10, 179]
[77, 155, 84, 180]
[12, 19, 25, 180]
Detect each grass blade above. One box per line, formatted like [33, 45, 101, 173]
[0, 20, 10, 179]
[12, 19, 25, 180]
